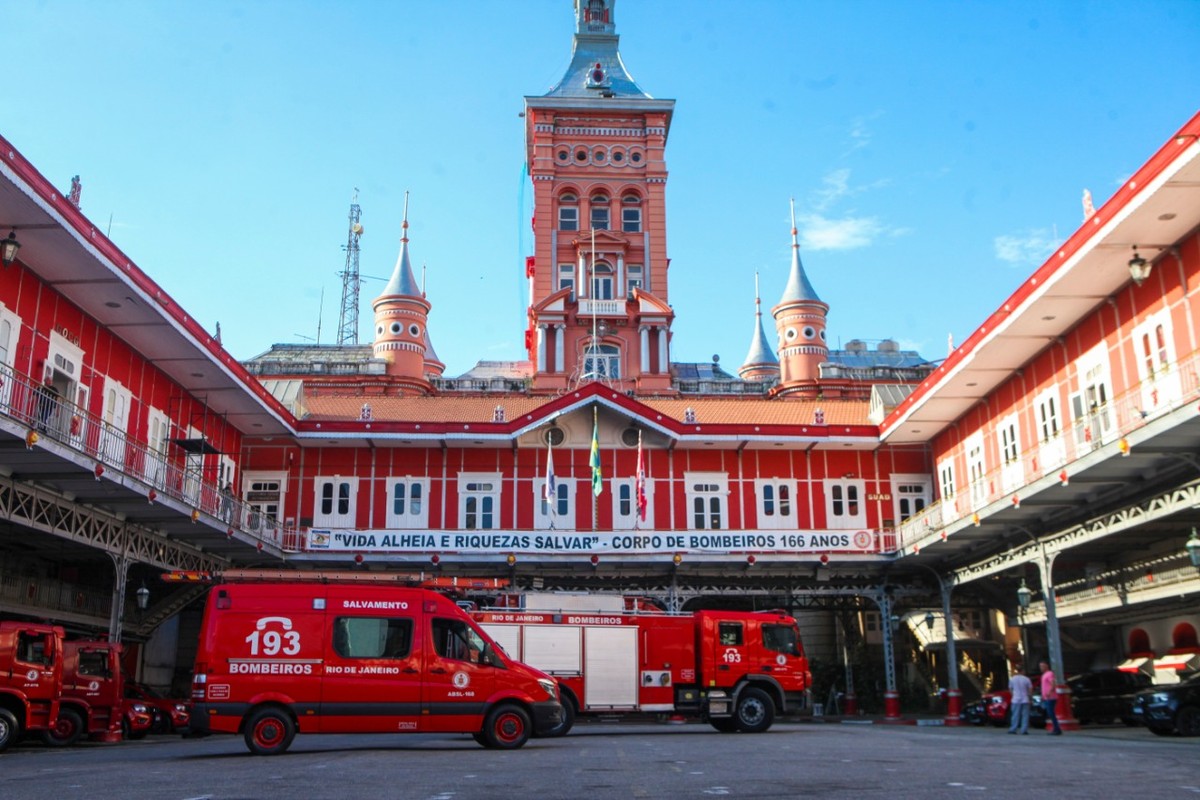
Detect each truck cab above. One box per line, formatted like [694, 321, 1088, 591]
[42, 639, 127, 746]
[0, 621, 63, 753]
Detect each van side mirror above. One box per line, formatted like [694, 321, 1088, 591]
[482, 643, 504, 668]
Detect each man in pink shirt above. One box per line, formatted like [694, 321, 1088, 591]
[1039, 660, 1062, 735]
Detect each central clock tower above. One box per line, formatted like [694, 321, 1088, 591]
[524, 0, 676, 393]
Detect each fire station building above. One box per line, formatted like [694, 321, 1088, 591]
[1, 2, 1198, 717]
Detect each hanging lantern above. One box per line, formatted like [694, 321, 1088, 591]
[94, 463, 104, 480]
[148, 489, 157, 504]
[25, 430, 39, 448]
[191, 509, 200, 523]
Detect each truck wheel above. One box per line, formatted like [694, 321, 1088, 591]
[41, 708, 85, 747]
[733, 687, 774, 733]
[709, 718, 738, 733]
[1176, 706, 1200, 737]
[0, 708, 20, 753]
[481, 704, 531, 749]
[541, 696, 576, 738]
[243, 708, 296, 755]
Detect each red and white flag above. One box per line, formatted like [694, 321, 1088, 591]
[635, 430, 647, 522]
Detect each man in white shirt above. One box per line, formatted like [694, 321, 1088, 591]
[1008, 665, 1033, 735]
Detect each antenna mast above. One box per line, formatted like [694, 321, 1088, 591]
[337, 189, 364, 345]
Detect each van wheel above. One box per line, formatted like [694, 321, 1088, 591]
[0, 708, 21, 753]
[541, 696, 575, 738]
[244, 708, 296, 755]
[733, 688, 774, 733]
[482, 704, 531, 749]
[42, 708, 85, 747]
[709, 717, 738, 733]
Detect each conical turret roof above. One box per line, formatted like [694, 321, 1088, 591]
[377, 193, 421, 301]
[777, 199, 823, 305]
[741, 274, 777, 376]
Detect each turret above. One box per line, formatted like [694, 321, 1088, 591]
[371, 193, 432, 389]
[771, 200, 828, 393]
[739, 272, 778, 381]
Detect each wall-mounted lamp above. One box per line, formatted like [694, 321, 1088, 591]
[1128, 246, 1152, 286]
[1186, 527, 1200, 570]
[135, 583, 150, 611]
[924, 611, 936, 631]
[1016, 578, 1032, 610]
[0, 230, 19, 267]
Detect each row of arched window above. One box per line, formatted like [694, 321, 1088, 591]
[558, 192, 642, 233]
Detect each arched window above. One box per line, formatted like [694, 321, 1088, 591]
[583, 344, 621, 379]
[1172, 622, 1199, 652]
[558, 193, 578, 232]
[621, 194, 642, 233]
[1128, 628, 1153, 657]
[591, 262, 614, 300]
[590, 194, 610, 230]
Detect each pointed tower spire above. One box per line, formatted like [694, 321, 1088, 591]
[372, 192, 432, 391]
[739, 272, 778, 381]
[771, 199, 829, 395]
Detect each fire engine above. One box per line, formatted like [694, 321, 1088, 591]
[0, 620, 63, 752]
[475, 593, 811, 734]
[42, 639, 146, 746]
[181, 570, 563, 755]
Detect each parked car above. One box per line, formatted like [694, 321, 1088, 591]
[965, 689, 1046, 729]
[122, 701, 153, 740]
[124, 682, 190, 734]
[1068, 669, 1153, 725]
[1130, 674, 1200, 736]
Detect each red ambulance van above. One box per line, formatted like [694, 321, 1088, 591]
[188, 576, 561, 755]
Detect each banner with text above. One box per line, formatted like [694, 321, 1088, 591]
[306, 528, 879, 554]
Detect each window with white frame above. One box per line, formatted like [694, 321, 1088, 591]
[0, 304, 22, 407]
[1035, 388, 1061, 442]
[1133, 309, 1181, 412]
[558, 194, 578, 231]
[558, 263, 575, 294]
[613, 477, 654, 530]
[965, 432, 987, 511]
[459, 473, 500, 530]
[825, 479, 865, 529]
[685, 472, 727, 530]
[145, 407, 170, 483]
[621, 195, 642, 233]
[591, 263, 614, 299]
[534, 479, 572, 529]
[937, 459, 956, 501]
[755, 479, 795, 530]
[891, 476, 930, 524]
[590, 195, 610, 230]
[997, 413, 1022, 494]
[582, 344, 621, 379]
[314, 476, 357, 528]
[626, 264, 643, 296]
[387, 477, 430, 529]
[1035, 386, 1066, 469]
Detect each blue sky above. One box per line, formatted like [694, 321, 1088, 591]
[7, 1, 1199, 376]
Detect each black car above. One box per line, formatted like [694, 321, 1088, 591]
[1131, 674, 1200, 736]
[1068, 669, 1153, 725]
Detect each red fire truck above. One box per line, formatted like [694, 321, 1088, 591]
[184, 570, 562, 755]
[41, 639, 137, 746]
[475, 593, 811, 734]
[0, 620, 63, 753]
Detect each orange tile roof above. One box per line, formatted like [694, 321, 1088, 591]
[303, 394, 873, 427]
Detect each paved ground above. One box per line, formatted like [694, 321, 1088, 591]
[2, 719, 1196, 799]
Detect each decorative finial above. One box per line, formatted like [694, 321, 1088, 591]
[1082, 188, 1095, 220]
[401, 191, 410, 240]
